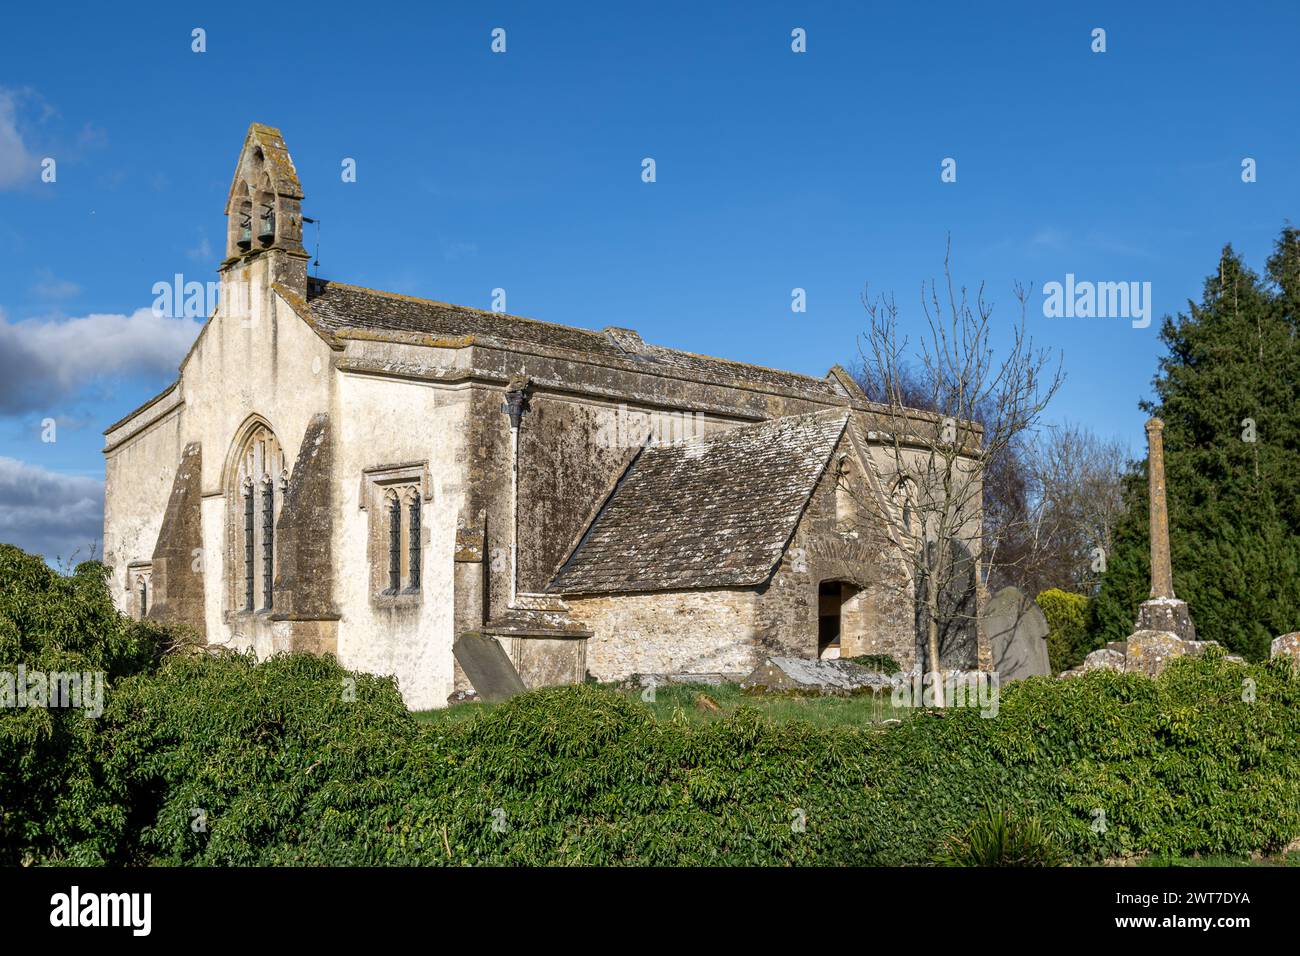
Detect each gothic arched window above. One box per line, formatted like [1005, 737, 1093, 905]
[228, 423, 284, 614]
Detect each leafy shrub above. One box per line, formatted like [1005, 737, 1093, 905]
[1037, 588, 1091, 673]
[934, 803, 1062, 866]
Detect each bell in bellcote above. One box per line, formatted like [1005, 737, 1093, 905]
[258, 203, 275, 242]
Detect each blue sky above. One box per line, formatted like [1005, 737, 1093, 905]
[1, 0, 1297, 561]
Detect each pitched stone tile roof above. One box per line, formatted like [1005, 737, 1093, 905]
[305, 278, 842, 398]
[548, 409, 849, 594]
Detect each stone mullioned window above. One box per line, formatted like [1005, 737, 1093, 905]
[361, 462, 430, 606]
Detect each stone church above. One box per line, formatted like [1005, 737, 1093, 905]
[102, 124, 984, 709]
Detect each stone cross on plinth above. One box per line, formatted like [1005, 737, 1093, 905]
[1135, 417, 1196, 640]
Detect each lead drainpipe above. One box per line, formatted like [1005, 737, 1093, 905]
[502, 376, 530, 608]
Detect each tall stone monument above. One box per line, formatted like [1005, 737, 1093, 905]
[1134, 418, 1196, 640]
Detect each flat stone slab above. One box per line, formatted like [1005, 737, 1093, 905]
[452, 632, 527, 702]
[740, 657, 901, 695]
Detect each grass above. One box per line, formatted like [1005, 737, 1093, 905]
[412, 699, 495, 726]
[413, 680, 907, 729]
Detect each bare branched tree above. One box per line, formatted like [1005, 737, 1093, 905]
[1022, 423, 1128, 595]
[853, 242, 1063, 704]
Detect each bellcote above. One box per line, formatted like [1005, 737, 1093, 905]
[221, 124, 309, 293]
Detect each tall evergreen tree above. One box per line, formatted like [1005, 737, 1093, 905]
[1091, 233, 1300, 660]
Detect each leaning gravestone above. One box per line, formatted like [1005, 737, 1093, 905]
[452, 632, 527, 702]
[984, 586, 1051, 680]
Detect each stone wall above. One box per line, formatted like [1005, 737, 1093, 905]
[102, 390, 186, 618]
[754, 433, 918, 667]
[331, 372, 468, 710]
[517, 396, 659, 593]
[566, 588, 763, 680]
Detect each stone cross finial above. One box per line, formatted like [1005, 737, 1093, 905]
[1145, 417, 1175, 599]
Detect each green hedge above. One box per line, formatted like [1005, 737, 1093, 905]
[4, 544, 1300, 866]
[1036, 589, 1092, 674]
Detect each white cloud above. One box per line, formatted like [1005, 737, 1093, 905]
[0, 456, 102, 563]
[0, 306, 202, 414]
[0, 87, 40, 189]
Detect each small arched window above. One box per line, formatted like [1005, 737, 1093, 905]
[137, 577, 148, 619]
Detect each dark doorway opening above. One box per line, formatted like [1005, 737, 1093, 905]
[818, 581, 842, 659]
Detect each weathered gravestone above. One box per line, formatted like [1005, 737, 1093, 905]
[984, 586, 1051, 680]
[452, 631, 527, 702]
